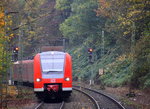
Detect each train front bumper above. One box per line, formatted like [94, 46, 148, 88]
[34, 78, 72, 92]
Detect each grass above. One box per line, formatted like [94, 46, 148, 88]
[121, 98, 142, 109]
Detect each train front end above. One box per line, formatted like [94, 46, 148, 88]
[34, 51, 72, 99]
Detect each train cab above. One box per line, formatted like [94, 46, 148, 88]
[34, 51, 72, 99]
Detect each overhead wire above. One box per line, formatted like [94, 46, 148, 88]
[6, 0, 54, 33]
[24, 0, 36, 12]
[7, 10, 53, 33]
[24, 0, 47, 12]
[8, 0, 132, 45]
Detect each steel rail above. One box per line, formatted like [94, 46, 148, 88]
[34, 101, 65, 109]
[59, 101, 65, 109]
[74, 85, 126, 109]
[34, 102, 43, 109]
[73, 87, 100, 109]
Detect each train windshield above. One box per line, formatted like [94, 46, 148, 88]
[40, 51, 65, 78]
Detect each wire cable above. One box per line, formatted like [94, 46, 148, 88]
[6, 10, 53, 33]
[24, 0, 35, 11]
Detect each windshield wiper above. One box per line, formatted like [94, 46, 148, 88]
[44, 71, 58, 74]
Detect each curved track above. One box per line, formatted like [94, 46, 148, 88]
[34, 101, 64, 109]
[74, 86, 126, 109]
[73, 87, 100, 109]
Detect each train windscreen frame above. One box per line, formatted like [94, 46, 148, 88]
[40, 51, 65, 79]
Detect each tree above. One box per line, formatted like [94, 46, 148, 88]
[59, 0, 103, 45]
[96, 0, 150, 88]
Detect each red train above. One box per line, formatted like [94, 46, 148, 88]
[13, 51, 72, 99]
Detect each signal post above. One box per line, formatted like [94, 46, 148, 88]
[88, 48, 94, 86]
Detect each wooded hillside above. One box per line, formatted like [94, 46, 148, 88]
[0, 0, 149, 89]
[56, 0, 150, 89]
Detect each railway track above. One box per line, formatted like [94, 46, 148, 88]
[33, 88, 99, 109]
[73, 86, 126, 109]
[73, 87, 100, 109]
[34, 101, 64, 109]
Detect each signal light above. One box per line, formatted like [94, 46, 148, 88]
[89, 48, 93, 52]
[88, 48, 93, 54]
[15, 47, 19, 51]
[13, 47, 19, 53]
[88, 48, 93, 63]
[13, 47, 19, 61]
[88, 48, 93, 52]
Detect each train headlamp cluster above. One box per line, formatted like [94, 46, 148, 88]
[36, 78, 41, 82]
[65, 77, 70, 81]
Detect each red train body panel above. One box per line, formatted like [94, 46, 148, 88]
[13, 60, 34, 83]
[34, 51, 72, 93]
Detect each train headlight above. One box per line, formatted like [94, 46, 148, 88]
[36, 78, 41, 82]
[65, 77, 70, 81]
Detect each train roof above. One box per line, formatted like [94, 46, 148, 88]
[40, 51, 65, 55]
[40, 46, 64, 52]
[40, 51, 66, 59]
[13, 60, 33, 64]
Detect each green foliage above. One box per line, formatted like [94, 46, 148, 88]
[60, 0, 150, 89]
[59, 0, 103, 45]
[11, 0, 65, 57]
[0, 3, 12, 76]
[2, 0, 148, 90]
[144, 78, 150, 89]
[100, 54, 132, 87]
[55, 0, 73, 11]
[130, 33, 150, 89]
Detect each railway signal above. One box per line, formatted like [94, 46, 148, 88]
[13, 47, 19, 61]
[88, 48, 94, 86]
[13, 47, 19, 53]
[88, 48, 93, 53]
[88, 48, 93, 63]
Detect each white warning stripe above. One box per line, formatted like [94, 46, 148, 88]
[34, 88, 44, 92]
[62, 88, 72, 91]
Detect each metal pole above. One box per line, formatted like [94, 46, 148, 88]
[131, 22, 135, 55]
[90, 63, 92, 86]
[63, 38, 65, 52]
[101, 30, 105, 57]
[17, 27, 23, 96]
[19, 29, 23, 81]
[129, 22, 136, 94]
[91, 63, 94, 85]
